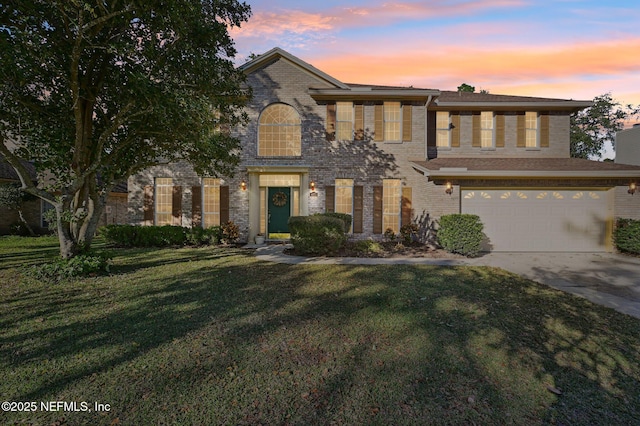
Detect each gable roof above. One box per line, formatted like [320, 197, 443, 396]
[411, 158, 640, 179]
[239, 47, 349, 89]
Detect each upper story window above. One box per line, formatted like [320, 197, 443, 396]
[525, 111, 538, 148]
[258, 103, 301, 157]
[480, 111, 494, 148]
[384, 101, 401, 141]
[336, 102, 354, 141]
[436, 111, 451, 148]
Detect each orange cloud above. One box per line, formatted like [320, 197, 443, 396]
[313, 37, 640, 89]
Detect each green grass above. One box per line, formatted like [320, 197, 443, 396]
[1, 236, 639, 425]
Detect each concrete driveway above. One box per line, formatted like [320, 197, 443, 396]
[467, 252, 640, 319]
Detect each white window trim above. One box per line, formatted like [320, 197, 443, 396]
[334, 179, 354, 233]
[336, 102, 354, 141]
[525, 111, 540, 150]
[436, 111, 451, 149]
[154, 177, 173, 226]
[384, 101, 402, 143]
[480, 111, 495, 150]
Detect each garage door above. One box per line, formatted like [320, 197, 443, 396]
[461, 189, 613, 252]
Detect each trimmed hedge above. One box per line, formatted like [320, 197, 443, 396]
[613, 218, 640, 255]
[100, 225, 221, 247]
[322, 212, 352, 233]
[289, 214, 347, 255]
[436, 214, 484, 257]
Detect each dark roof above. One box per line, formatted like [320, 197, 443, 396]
[437, 91, 582, 104]
[412, 157, 640, 173]
[0, 157, 37, 182]
[346, 83, 440, 91]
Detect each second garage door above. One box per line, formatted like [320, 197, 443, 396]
[461, 189, 613, 252]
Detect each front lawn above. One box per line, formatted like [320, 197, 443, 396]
[1, 236, 639, 425]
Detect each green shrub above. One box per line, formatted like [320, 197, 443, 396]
[383, 228, 397, 242]
[289, 215, 346, 255]
[436, 214, 484, 257]
[185, 226, 220, 246]
[220, 221, 239, 244]
[100, 225, 186, 247]
[353, 239, 383, 254]
[323, 212, 352, 233]
[613, 218, 640, 255]
[27, 253, 111, 283]
[399, 223, 419, 244]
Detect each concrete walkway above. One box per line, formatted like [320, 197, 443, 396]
[250, 244, 640, 319]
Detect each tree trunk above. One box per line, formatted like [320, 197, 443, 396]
[55, 188, 106, 259]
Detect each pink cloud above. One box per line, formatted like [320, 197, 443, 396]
[233, 0, 528, 40]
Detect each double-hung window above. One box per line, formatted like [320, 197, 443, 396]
[525, 111, 538, 148]
[382, 179, 401, 233]
[480, 111, 494, 148]
[155, 178, 173, 226]
[336, 102, 354, 141]
[202, 178, 221, 228]
[436, 111, 451, 148]
[335, 179, 354, 231]
[384, 102, 401, 142]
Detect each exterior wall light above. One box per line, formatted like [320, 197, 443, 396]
[310, 181, 316, 192]
[629, 182, 637, 195]
[445, 182, 453, 195]
[241, 180, 247, 191]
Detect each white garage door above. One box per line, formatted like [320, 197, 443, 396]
[461, 189, 613, 252]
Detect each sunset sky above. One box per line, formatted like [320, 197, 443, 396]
[231, 0, 640, 114]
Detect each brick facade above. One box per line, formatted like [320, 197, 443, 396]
[127, 48, 640, 250]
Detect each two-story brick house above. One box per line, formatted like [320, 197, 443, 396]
[128, 47, 640, 252]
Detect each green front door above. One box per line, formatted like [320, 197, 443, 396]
[268, 187, 291, 234]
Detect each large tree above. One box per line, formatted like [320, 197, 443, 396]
[0, 1, 251, 258]
[570, 93, 640, 159]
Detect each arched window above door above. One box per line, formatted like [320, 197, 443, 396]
[258, 103, 301, 157]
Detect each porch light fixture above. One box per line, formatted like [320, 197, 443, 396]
[310, 181, 316, 192]
[629, 182, 637, 195]
[445, 182, 453, 196]
[241, 180, 247, 191]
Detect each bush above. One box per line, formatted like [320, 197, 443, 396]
[289, 215, 347, 255]
[383, 228, 397, 242]
[352, 239, 383, 254]
[323, 212, 352, 233]
[27, 253, 111, 283]
[100, 225, 187, 247]
[613, 218, 640, 255]
[220, 221, 240, 244]
[185, 226, 220, 246]
[399, 223, 419, 244]
[436, 214, 484, 257]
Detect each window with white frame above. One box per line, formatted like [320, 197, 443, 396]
[335, 179, 354, 231]
[258, 103, 301, 156]
[436, 111, 451, 147]
[336, 102, 354, 141]
[383, 179, 401, 233]
[525, 111, 538, 148]
[384, 102, 401, 141]
[480, 111, 494, 148]
[202, 178, 220, 228]
[155, 178, 173, 226]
